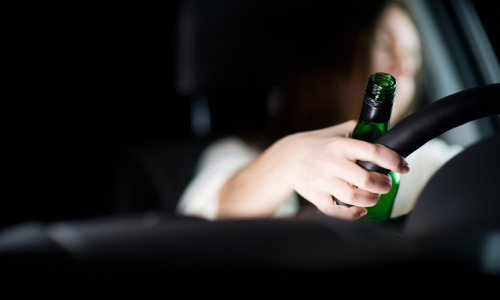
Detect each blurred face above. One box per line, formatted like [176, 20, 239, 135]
[370, 4, 422, 123]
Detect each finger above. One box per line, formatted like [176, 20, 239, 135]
[319, 177, 381, 207]
[313, 192, 367, 220]
[329, 160, 392, 194]
[335, 204, 368, 221]
[343, 140, 409, 174]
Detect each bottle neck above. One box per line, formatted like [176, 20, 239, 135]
[352, 113, 390, 143]
[360, 92, 393, 123]
[353, 72, 395, 143]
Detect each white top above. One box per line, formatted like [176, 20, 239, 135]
[176, 136, 462, 220]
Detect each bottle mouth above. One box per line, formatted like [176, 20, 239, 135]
[366, 73, 397, 105]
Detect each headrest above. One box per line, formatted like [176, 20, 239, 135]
[175, 0, 386, 94]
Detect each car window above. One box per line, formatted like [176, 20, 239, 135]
[404, 0, 499, 147]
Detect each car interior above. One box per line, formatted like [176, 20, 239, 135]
[2, 0, 500, 280]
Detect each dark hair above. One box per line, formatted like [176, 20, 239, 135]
[262, 0, 393, 144]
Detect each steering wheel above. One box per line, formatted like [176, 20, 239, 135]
[1, 84, 499, 279]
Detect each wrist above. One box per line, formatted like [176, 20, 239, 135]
[262, 133, 301, 191]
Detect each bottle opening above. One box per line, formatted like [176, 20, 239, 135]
[366, 73, 397, 102]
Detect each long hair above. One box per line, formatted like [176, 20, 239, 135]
[264, 0, 391, 144]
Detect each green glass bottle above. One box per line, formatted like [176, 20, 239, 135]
[334, 72, 399, 222]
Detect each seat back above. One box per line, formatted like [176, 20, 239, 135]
[404, 134, 500, 237]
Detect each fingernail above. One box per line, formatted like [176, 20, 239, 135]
[403, 161, 410, 173]
[360, 209, 367, 217]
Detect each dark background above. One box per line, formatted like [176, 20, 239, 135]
[4, 0, 499, 229]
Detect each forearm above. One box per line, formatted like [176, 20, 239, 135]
[218, 120, 409, 221]
[218, 137, 294, 218]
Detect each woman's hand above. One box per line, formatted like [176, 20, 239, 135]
[267, 120, 409, 220]
[218, 120, 409, 220]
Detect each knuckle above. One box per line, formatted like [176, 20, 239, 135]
[326, 140, 338, 151]
[394, 156, 403, 170]
[331, 136, 345, 146]
[382, 174, 392, 192]
[317, 199, 333, 215]
[316, 202, 327, 214]
[360, 173, 373, 189]
[343, 138, 358, 152]
[365, 193, 380, 207]
[343, 188, 356, 205]
[366, 143, 379, 159]
[329, 138, 347, 153]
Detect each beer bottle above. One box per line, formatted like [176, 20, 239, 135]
[334, 72, 399, 222]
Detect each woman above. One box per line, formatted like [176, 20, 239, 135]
[177, 0, 462, 220]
